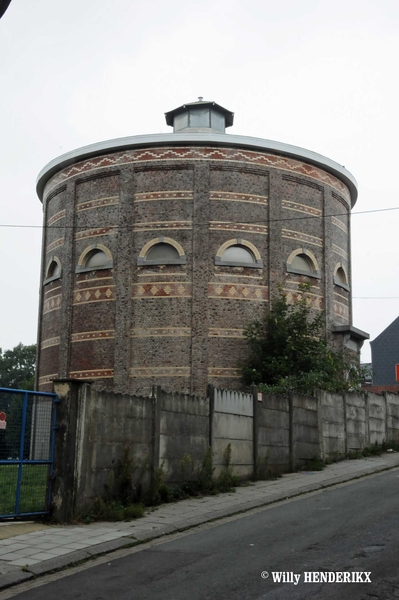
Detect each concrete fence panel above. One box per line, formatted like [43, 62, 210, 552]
[212, 388, 254, 478]
[159, 390, 209, 482]
[367, 393, 386, 445]
[291, 393, 319, 468]
[257, 394, 290, 473]
[319, 392, 346, 461]
[386, 393, 399, 440]
[346, 393, 367, 451]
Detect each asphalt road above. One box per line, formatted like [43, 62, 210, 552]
[5, 469, 399, 600]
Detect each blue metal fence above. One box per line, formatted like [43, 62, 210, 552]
[0, 388, 59, 518]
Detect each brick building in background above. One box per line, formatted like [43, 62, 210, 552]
[36, 99, 368, 395]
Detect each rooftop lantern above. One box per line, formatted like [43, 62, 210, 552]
[165, 98, 234, 134]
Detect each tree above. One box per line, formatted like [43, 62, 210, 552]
[242, 286, 363, 394]
[0, 343, 36, 390]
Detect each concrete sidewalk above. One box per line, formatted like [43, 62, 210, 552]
[1, 452, 399, 591]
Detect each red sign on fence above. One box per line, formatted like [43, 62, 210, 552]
[396, 365, 399, 382]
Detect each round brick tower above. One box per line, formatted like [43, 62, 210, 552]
[36, 99, 368, 395]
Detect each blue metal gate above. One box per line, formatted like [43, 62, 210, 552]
[0, 388, 59, 518]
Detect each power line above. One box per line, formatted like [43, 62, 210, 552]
[0, 205, 399, 229]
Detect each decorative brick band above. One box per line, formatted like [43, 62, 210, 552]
[44, 285, 62, 297]
[134, 191, 193, 203]
[69, 369, 114, 379]
[131, 327, 190, 337]
[334, 292, 349, 305]
[46, 238, 65, 253]
[47, 210, 66, 226]
[208, 283, 268, 301]
[210, 221, 267, 235]
[38, 374, 58, 386]
[208, 367, 242, 378]
[75, 276, 114, 287]
[282, 200, 322, 217]
[41, 337, 60, 350]
[334, 301, 349, 320]
[76, 196, 119, 212]
[132, 282, 192, 299]
[283, 289, 324, 310]
[43, 295, 62, 314]
[282, 229, 323, 247]
[332, 216, 348, 234]
[46, 147, 350, 202]
[130, 366, 190, 377]
[73, 286, 115, 305]
[210, 191, 268, 205]
[332, 244, 348, 259]
[133, 221, 192, 232]
[71, 330, 115, 342]
[208, 328, 245, 338]
[75, 227, 117, 241]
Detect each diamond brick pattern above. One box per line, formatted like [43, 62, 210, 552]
[73, 286, 115, 305]
[132, 282, 192, 299]
[43, 295, 62, 314]
[208, 283, 268, 301]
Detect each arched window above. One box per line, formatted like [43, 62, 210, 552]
[44, 257, 62, 283]
[334, 264, 349, 291]
[76, 245, 113, 273]
[221, 245, 255, 264]
[138, 237, 186, 266]
[286, 249, 320, 279]
[215, 239, 263, 268]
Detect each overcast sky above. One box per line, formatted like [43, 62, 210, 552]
[1, 0, 398, 363]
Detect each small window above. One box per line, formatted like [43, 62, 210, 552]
[221, 245, 255, 264]
[76, 245, 113, 273]
[85, 249, 109, 269]
[291, 254, 313, 273]
[146, 243, 180, 261]
[334, 265, 349, 291]
[286, 249, 320, 279]
[44, 258, 62, 284]
[47, 261, 61, 279]
[138, 237, 186, 266]
[215, 239, 263, 269]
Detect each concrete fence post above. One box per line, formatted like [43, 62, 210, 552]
[152, 386, 162, 473]
[288, 392, 294, 471]
[52, 379, 84, 522]
[343, 393, 348, 456]
[382, 392, 388, 442]
[207, 384, 215, 451]
[316, 390, 324, 461]
[250, 385, 259, 479]
[365, 393, 370, 448]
